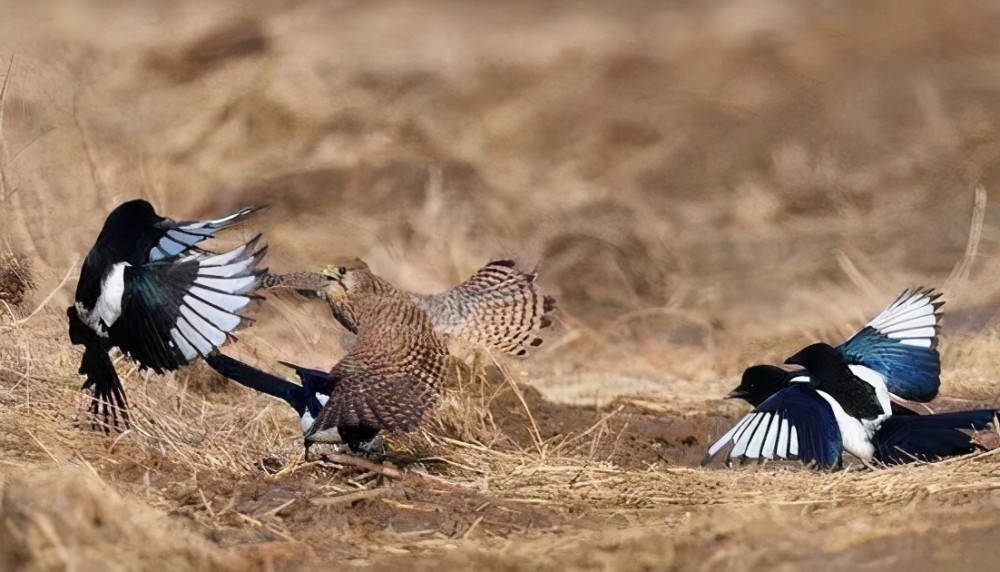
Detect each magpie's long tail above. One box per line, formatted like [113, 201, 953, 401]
[205, 354, 306, 416]
[875, 409, 998, 465]
[79, 343, 130, 430]
[68, 306, 129, 430]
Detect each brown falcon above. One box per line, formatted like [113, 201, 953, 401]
[206, 259, 556, 460]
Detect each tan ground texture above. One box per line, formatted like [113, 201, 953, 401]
[2, 0, 1000, 570]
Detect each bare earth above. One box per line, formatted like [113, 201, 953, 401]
[1, 0, 1000, 570]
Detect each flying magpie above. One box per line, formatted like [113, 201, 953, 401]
[68, 199, 267, 428]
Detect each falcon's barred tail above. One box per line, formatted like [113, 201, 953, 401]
[152, 205, 265, 261]
[68, 307, 129, 429]
[415, 259, 557, 356]
[113, 235, 267, 371]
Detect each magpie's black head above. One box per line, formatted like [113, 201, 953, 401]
[727, 365, 791, 406]
[103, 199, 162, 229]
[95, 199, 166, 258]
[784, 342, 844, 372]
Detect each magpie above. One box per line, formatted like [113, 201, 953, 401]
[726, 365, 920, 416]
[705, 288, 997, 468]
[725, 287, 943, 408]
[718, 363, 997, 465]
[204, 354, 346, 451]
[68, 199, 267, 428]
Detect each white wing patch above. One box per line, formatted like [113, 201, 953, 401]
[706, 410, 799, 462]
[863, 289, 941, 348]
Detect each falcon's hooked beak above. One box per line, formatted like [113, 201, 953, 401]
[321, 264, 349, 297]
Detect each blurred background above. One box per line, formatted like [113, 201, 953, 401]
[3, 0, 1000, 405]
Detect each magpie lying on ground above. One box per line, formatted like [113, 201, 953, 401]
[726, 288, 945, 411]
[68, 199, 267, 428]
[705, 344, 996, 468]
[718, 364, 997, 465]
[705, 289, 997, 468]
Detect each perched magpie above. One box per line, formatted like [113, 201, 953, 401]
[68, 199, 267, 427]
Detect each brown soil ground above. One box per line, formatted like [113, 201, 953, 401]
[2, 0, 1000, 570]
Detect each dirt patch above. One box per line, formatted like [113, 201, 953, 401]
[431, 365, 733, 471]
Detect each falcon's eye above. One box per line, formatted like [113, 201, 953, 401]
[338, 266, 347, 276]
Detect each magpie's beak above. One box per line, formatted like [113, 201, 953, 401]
[725, 388, 747, 400]
[784, 350, 806, 367]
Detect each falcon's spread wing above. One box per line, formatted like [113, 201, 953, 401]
[111, 236, 266, 373]
[704, 384, 843, 469]
[838, 288, 943, 402]
[411, 260, 556, 356]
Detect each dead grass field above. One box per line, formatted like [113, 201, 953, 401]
[2, 0, 1000, 569]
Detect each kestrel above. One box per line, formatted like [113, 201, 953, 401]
[208, 258, 556, 459]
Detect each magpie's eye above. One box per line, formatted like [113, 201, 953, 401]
[338, 266, 347, 276]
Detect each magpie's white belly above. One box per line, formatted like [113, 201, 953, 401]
[77, 262, 130, 337]
[817, 391, 880, 461]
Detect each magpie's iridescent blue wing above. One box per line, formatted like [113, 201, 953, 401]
[838, 288, 942, 402]
[150, 206, 264, 261]
[703, 384, 843, 469]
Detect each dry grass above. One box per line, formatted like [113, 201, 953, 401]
[1, 0, 1000, 569]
